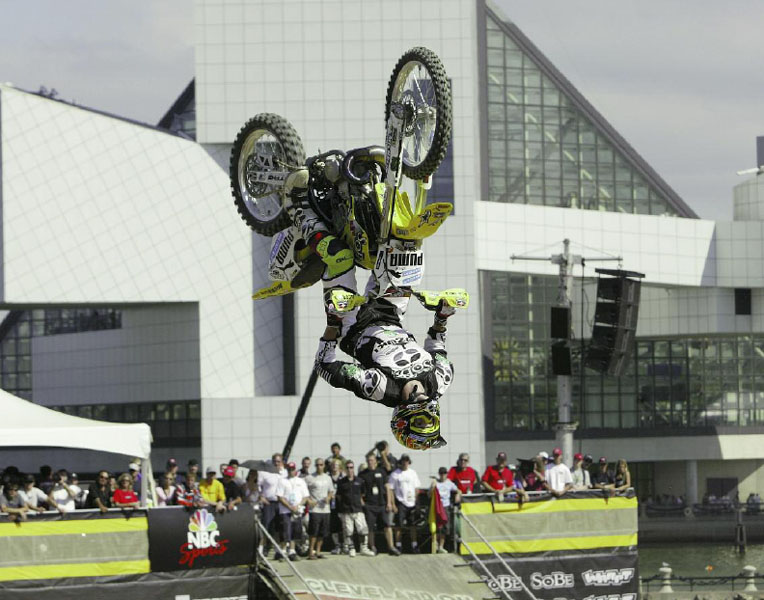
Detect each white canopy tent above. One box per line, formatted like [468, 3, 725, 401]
[0, 388, 155, 505]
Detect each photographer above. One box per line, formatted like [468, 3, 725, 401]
[368, 440, 398, 475]
[48, 469, 77, 514]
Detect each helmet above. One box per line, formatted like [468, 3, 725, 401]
[390, 400, 447, 451]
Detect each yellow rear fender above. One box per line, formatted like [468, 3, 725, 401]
[327, 289, 368, 313]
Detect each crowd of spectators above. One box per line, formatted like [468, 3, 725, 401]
[0, 443, 636, 557]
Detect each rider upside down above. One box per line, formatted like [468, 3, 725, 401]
[283, 161, 460, 452]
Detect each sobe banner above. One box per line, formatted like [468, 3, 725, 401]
[147, 504, 256, 571]
[477, 552, 639, 600]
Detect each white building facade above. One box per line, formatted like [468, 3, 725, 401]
[1, 0, 762, 502]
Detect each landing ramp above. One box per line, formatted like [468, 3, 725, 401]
[268, 554, 483, 600]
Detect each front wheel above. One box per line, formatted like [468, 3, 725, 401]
[385, 47, 452, 180]
[229, 113, 305, 236]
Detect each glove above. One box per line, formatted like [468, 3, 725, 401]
[432, 300, 455, 332]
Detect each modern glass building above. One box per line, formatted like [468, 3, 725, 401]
[2, 0, 762, 504]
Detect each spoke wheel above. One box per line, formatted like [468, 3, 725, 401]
[385, 47, 452, 180]
[229, 113, 305, 236]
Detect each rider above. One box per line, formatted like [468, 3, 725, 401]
[313, 296, 455, 451]
[286, 149, 456, 450]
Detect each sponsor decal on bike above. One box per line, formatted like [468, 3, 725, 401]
[179, 509, 229, 568]
[530, 571, 575, 590]
[582, 569, 635, 587]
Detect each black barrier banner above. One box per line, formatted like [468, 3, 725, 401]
[473, 551, 639, 600]
[0, 566, 249, 600]
[147, 504, 255, 571]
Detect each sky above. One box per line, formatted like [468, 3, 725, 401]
[1, 1, 762, 221]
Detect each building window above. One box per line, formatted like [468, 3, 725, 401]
[483, 271, 764, 437]
[735, 289, 752, 315]
[49, 400, 201, 448]
[483, 15, 679, 216]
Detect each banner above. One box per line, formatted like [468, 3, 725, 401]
[147, 504, 256, 571]
[0, 510, 149, 582]
[473, 552, 639, 600]
[0, 566, 249, 600]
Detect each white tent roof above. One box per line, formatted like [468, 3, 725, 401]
[0, 388, 152, 458]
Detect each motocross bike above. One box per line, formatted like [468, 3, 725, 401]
[228, 47, 468, 312]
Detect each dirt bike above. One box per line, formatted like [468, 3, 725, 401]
[228, 47, 468, 313]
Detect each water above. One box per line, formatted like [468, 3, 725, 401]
[639, 543, 764, 577]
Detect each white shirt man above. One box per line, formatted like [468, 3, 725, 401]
[388, 461, 421, 508]
[546, 448, 573, 496]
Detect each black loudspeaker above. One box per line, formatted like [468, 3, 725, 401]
[585, 270, 644, 376]
[550, 306, 570, 339]
[551, 341, 572, 375]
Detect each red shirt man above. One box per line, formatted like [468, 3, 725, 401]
[447, 453, 478, 494]
[481, 452, 514, 492]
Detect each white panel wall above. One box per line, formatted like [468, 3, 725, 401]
[196, 0, 484, 476]
[32, 305, 200, 406]
[0, 85, 253, 399]
[475, 202, 717, 287]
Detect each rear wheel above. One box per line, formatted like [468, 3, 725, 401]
[385, 47, 452, 180]
[229, 113, 305, 236]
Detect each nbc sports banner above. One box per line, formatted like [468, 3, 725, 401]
[147, 503, 256, 571]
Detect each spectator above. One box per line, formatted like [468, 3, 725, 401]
[176, 472, 204, 508]
[334, 460, 374, 557]
[299, 457, 312, 478]
[359, 453, 398, 556]
[0, 483, 29, 520]
[242, 470, 260, 506]
[326, 443, 347, 472]
[276, 462, 310, 560]
[448, 452, 479, 494]
[48, 469, 77, 514]
[305, 458, 333, 559]
[369, 440, 398, 474]
[328, 458, 344, 554]
[257, 461, 284, 557]
[388, 454, 421, 554]
[432, 467, 461, 553]
[199, 466, 226, 512]
[86, 470, 113, 513]
[524, 457, 548, 492]
[38, 465, 55, 495]
[156, 473, 177, 507]
[546, 448, 573, 497]
[571, 453, 591, 490]
[613, 459, 631, 492]
[166, 458, 179, 481]
[112, 473, 140, 508]
[19, 474, 48, 513]
[591, 457, 615, 491]
[272, 453, 288, 479]
[181, 459, 200, 487]
[221, 466, 243, 512]
[69, 473, 86, 508]
[128, 461, 142, 495]
[227, 459, 245, 487]
[481, 452, 515, 496]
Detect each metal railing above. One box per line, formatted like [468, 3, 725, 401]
[254, 517, 320, 600]
[457, 509, 540, 600]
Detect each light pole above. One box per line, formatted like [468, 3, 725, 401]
[511, 239, 621, 465]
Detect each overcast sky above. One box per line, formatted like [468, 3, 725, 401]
[1, 1, 761, 221]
